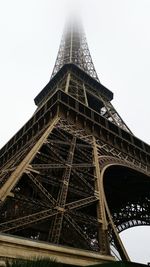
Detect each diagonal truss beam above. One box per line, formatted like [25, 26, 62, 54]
[100, 95, 132, 134]
[65, 214, 92, 249]
[46, 140, 95, 192]
[50, 137, 76, 243]
[0, 117, 60, 202]
[26, 172, 56, 206]
[0, 208, 58, 233]
[31, 163, 94, 169]
[69, 210, 98, 226]
[66, 196, 97, 210]
[104, 197, 130, 260]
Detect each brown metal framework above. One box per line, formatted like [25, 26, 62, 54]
[51, 20, 99, 82]
[0, 20, 150, 262]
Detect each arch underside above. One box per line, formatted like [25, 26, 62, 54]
[0, 117, 149, 261]
[103, 164, 150, 234]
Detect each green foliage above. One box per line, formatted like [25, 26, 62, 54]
[6, 258, 61, 267]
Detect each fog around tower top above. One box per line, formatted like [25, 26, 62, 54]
[0, 0, 150, 264]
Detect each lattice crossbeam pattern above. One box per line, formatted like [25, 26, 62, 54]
[51, 20, 99, 82]
[0, 17, 150, 264]
[1, 118, 145, 261]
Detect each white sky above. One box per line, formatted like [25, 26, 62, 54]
[0, 0, 150, 264]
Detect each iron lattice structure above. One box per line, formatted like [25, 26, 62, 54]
[51, 20, 99, 82]
[0, 21, 150, 262]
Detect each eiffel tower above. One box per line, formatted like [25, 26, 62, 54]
[0, 19, 150, 265]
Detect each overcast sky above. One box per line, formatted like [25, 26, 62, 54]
[0, 0, 150, 264]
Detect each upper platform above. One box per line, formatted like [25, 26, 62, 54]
[34, 18, 132, 134]
[35, 19, 113, 107]
[34, 63, 113, 107]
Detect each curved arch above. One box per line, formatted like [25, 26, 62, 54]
[101, 158, 150, 233]
[99, 155, 149, 177]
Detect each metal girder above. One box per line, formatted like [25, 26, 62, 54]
[0, 117, 60, 202]
[45, 138, 95, 193]
[0, 115, 149, 261]
[51, 21, 99, 82]
[96, 138, 148, 174]
[0, 208, 58, 233]
[92, 137, 111, 254]
[113, 201, 150, 233]
[66, 196, 97, 210]
[47, 122, 92, 162]
[26, 172, 56, 205]
[65, 214, 92, 249]
[0, 13, 149, 263]
[69, 210, 98, 226]
[31, 163, 94, 169]
[57, 119, 93, 144]
[50, 136, 76, 243]
[104, 196, 130, 261]
[32, 174, 90, 197]
[100, 98, 132, 134]
[13, 194, 47, 209]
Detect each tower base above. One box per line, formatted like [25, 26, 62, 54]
[0, 234, 115, 266]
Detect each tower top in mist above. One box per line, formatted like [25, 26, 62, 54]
[51, 18, 100, 82]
